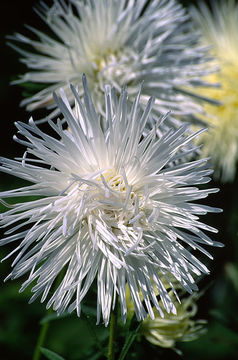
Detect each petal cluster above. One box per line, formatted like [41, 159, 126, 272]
[0, 78, 222, 325]
[10, 0, 213, 126]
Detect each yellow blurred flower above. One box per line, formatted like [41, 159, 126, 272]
[191, 1, 238, 182]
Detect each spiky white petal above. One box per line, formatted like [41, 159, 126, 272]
[0, 78, 222, 325]
[10, 0, 214, 126]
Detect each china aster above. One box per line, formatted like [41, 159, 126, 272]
[9, 0, 213, 127]
[0, 77, 222, 325]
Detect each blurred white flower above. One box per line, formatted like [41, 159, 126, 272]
[0, 77, 222, 325]
[10, 0, 213, 127]
[191, 0, 238, 182]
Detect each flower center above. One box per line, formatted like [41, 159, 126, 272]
[89, 48, 137, 90]
[90, 169, 155, 231]
[83, 169, 138, 225]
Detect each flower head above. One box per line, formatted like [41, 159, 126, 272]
[191, 1, 238, 182]
[126, 273, 206, 351]
[10, 0, 213, 126]
[0, 77, 222, 325]
[141, 291, 206, 351]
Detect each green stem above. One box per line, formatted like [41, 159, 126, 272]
[32, 270, 65, 360]
[83, 313, 105, 355]
[33, 308, 53, 360]
[107, 298, 118, 360]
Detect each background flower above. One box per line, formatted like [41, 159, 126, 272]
[190, 0, 238, 182]
[0, 77, 222, 326]
[9, 0, 214, 128]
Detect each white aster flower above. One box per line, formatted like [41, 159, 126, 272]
[0, 77, 222, 325]
[190, 1, 238, 182]
[9, 0, 214, 127]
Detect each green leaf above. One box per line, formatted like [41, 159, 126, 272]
[225, 263, 238, 292]
[40, 312, 72, 325]
[87, 352, 102, 360]
[40, 347, 65, 360]
[19, 82, 49, 98]
[18, 81, 47, 91]
[118, 322, 142, 360]
[180, 321, 238, 359]
[81, 304, 97, 318]
[210, 309, 228, 324]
